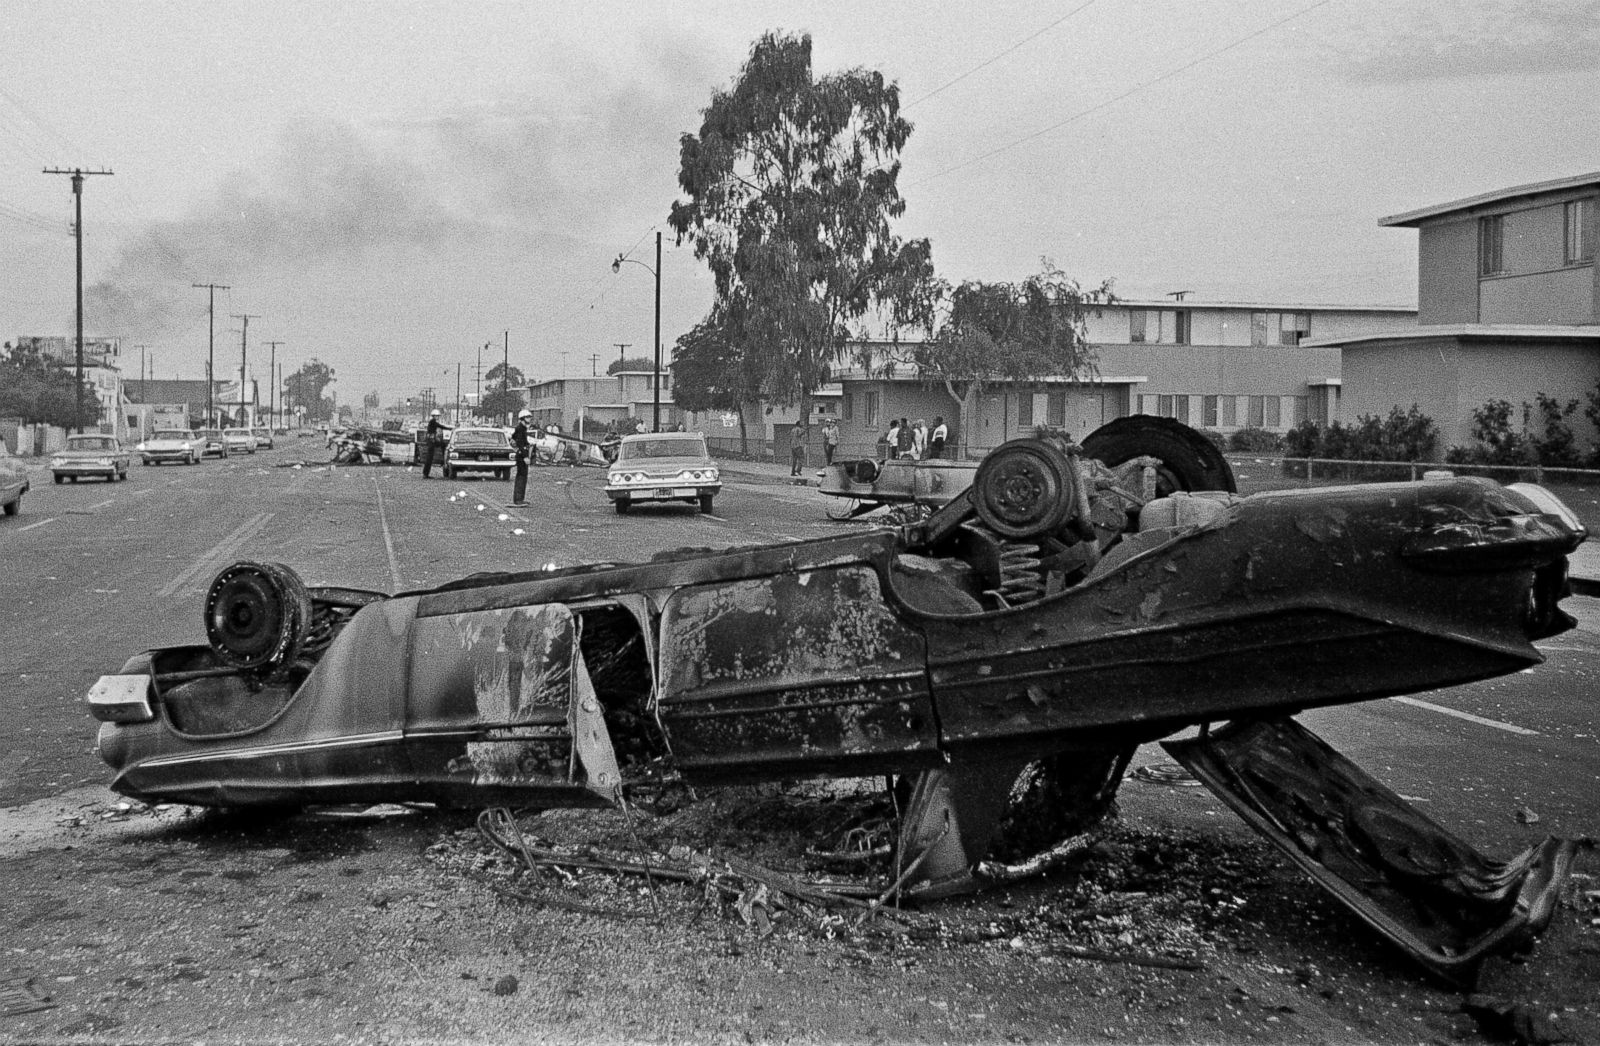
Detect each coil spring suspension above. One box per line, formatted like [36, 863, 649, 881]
[987, 540, 1046, 608]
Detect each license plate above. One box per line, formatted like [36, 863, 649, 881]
[654, 488, 673, 498]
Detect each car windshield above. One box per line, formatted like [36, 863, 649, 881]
[201, 430, 223, 439]
[225, 429, 250, 437]
[154, 430, 193, 440]
[453, 430, 509, 448]
[67, 437, 117, 451]
[618, 437, 709, 462]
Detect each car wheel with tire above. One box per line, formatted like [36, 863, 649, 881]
[699, 493, 714, 514]
[614, 498, 630, 515]
[2, 496, 18, 516]
[53, 475, 63, 485]
[1081, 415, 1236, 496]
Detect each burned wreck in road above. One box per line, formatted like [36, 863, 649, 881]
[89, 417, 1590, 982]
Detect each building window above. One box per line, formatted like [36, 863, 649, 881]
[1018, 393, 1034, 427]
[1292, 396, 1309, 426]
[1250, 312, 1310, 346]
[1157, 394, 1175, 418]
[1046, 391, 1065, 426]
[864, 392, 879, 428]
[1264, 396, 1281, 428]
[1565, 199, 1594, 265]
[1247, 395, 1265, 428]
[1129, 308, 1187, 344]
[1221, 396, 1237, 427]
[1201, 395, 1218, 427]
[1480, 215, 1505, 275]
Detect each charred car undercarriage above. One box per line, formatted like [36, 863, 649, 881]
[89, 417, 1591, 983]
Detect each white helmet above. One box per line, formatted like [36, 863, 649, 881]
[430, 409, 441, 417]
[518, 409, 532, 419]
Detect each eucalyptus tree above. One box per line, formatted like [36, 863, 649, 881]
[669, 31, 935, 418]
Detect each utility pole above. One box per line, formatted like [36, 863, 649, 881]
[193, 283, 229, 426]
[43, 167, 113, 432]
[613, 343, 631, 372]
[477, 343, 487, 420]
[135, 345, 148, 406]
[653, 230, 662, 432]
[230, 313, 259, 427]
[455, 363, 462, 426]
[264, 341, 283, 430]
[590, 353, 599, 377]
[502, 330, 509, 424]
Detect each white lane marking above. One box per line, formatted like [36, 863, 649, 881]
[17, 518, 56, 532]
[373, 477, 402, 592]
[1389, 695, 1538, 736]
[155, 512, 274, 598]
[88, 499, 115, 509]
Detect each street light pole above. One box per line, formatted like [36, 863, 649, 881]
[653, 230, 662, 432]
[612, 230, 665, 432]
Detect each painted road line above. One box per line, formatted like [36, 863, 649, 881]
[155, 512, 274, 598]
[88, 499, 115, 510]
[373, 477, 402, 592]
[1389, 695, 1538, 736]
[16, 518, 56, 532]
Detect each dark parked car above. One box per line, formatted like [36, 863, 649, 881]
[88, 419, 1589, 981]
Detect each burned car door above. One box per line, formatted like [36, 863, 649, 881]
[405, 600, 625, 806]
[656, 562, 940, 781]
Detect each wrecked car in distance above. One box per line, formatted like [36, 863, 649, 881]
[87, 416, 1590, 982]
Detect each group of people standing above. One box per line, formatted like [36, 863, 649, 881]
[884, 416, 947, 461]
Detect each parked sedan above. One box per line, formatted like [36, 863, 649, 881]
[223, 428, 257, 455]
[87, 421, 1590, 981]
[605, 432, 721, 514]
[443, 427, 514, 479]
[0, 440, 28, 516]
[137, 429, 203, 466]
[50, 434, 131, 483]
[253, 428, 275, 450]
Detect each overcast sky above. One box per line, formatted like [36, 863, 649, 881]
[2, 0, 1595, 406]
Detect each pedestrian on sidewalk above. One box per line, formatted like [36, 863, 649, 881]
[895, 417, 912, 460]
[911, 418, 927, 460]
[928, 416, 948, 459]
[510, 409, 532, 505]
[885, 418, 902, 460]
[790, 420, 810, 476]
[821, 418, 839, 466]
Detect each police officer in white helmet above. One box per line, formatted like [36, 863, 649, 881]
[422, 408, 452, 478]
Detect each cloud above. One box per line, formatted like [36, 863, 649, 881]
[83, 35, 721, 344]
[1336, 0, 1600, 82]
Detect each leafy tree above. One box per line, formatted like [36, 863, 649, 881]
[284, 360, 335, 423]
[363, 390, 380, 409]
[478, 387, 525, 423]
[1527, 393, 1580, 467]
[671, 302, 765, 453]
[0, 340, 98, 428]
[876, 263, 1112, 456]
[607, 356, 656, 376]
[483, 362, 525, 391]
[669, 31, 936, 420]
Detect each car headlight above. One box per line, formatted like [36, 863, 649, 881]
[51, 457, 66, 467]
[135, 443, 147, 452]
[181, 442, 193, 450]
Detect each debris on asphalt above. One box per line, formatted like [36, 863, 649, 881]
[0, 977, 55, 1017]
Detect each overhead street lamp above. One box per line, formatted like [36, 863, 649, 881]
[612, 230, 662, 432]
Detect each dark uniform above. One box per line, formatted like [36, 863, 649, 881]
[510, 416, 530, 505]
[422, 415, 452, 477]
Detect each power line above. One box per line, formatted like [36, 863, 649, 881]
[908, 0, 1333, 189]
[905, 0, 1099, 110]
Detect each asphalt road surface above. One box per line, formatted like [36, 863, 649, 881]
[1, 441, 1597, 1043]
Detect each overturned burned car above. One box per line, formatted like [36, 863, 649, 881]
[89, 417, 1589, 982]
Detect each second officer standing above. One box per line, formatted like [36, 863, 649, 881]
[510, 409, 532, 506]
